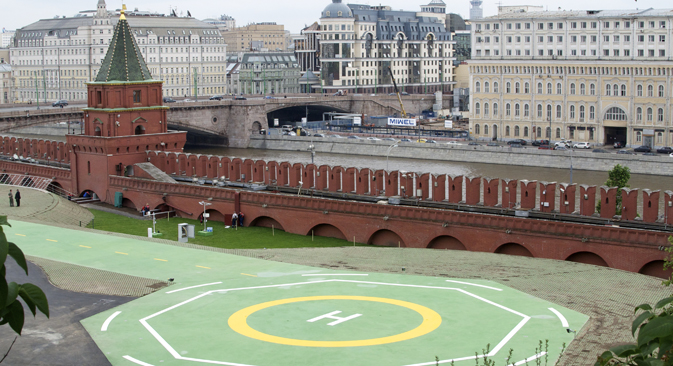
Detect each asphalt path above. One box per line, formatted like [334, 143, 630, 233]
[0, 258, 135, 366]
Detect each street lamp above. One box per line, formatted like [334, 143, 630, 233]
[198, 201, 211, 232]
[386, 139, 400, 171]
[547, 116, 552, 146]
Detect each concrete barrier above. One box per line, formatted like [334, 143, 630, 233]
[249, 135, 672, 176]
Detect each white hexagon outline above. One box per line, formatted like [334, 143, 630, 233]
[137, 279, 531, 366]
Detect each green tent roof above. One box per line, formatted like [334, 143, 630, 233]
[95, 17, 153, 82]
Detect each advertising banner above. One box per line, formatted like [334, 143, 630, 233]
[387, 118, 417, 127]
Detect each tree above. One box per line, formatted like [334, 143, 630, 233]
[0, 216, 49, 338]
[597, 164, 631, 215]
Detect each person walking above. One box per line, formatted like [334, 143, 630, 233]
[8, 189, 13, 207]
[15, 189, 21, 207]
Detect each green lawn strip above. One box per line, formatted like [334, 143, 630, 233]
[86, 209, 361, 249]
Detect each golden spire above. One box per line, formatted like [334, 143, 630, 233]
[120, 4, 127, 20]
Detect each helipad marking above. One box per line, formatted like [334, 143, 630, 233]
[154, 258, 168, 262]
[122, 355, 155, 366]
[15, 233, 25, 237]
[101, 311, 122, 331]
[228, 295, 442, 347]
[79, 245, 91, 248]
[241, 273, 257, 277]
[302, 274, 369, 276]
[445, 280, 502, 291]
[115, 251, 128, 255]
[548, 307, 569, 327]
[47, 239, 58, 242]
[166, 282, 223, 294]
[196, 265, 211, 269]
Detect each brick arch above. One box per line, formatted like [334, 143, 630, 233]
[121, 197, 138, 209]
[307, 223, 347, 240]
[638, 260, 669, 279]
[368, 229, 405, 247]
[565, 251, 609, 267]
[427, 235, 466, 250]
[494, 242, 533, 257]
[205, 208, 225, 222]
[249, 216, 284, 231]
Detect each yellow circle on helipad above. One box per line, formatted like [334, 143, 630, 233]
[227, 295, 442, 347]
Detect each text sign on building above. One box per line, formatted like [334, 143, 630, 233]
[353, 117, 361, 126]
[301, 117, 307, 126]
[388, 118, 417, 127]
[274, 118, 279, 127]
[444, 120, 453, 129]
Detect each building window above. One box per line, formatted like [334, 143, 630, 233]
[658, 132, 663, 143]
[621, 85, 627, 96]
[659, 85, 665, 97]
[556, 128, 561, 139]
[570, 83, 576, 95]
[579, 106, 585, 122]
[537, 104, 543, 118]
[658, 108, 664, 123]
[475, 82, 481, 92]
[524, 104, 529, 117]
[590, 84, 596, 95]
[547, 83, 552, 94]
[484, 103, 489, 116]
[570, 105, 575, 119]
[637, 131, 642, 142]
[556, 83, 562, 94]
[484, 82, 490, 93]
[133, 90, 141, 103]
[484, 124, 489, 135]
[637, 107, 643, 121]
[605, 84, 611, 96]
[475, 102, 480, 115]
[524, 82, 529, 94]
[493, 82, 499, 93]
[506, 82, 511, 93]
[589, 106, 595, 120]
[493, 103, 498, 116]
[515, 103, 520, 117]
[475, 124, 480, 134]
[506, 126, 510, 136]
[606, 106, 628, 121]
[637, 85, 643, 97]
[524, 126, 529, 137]
[556, 105, 561, 118]
[546, 127, 551, 138]
[546, 104, 552, 119]
[580, 83, 586, 95]
[537, 82, 543, 94]
[648, 85, 654, 97]
[514, 125, 520, 136]
[515, 82, 520, 93]
[505, 103, 511, 116]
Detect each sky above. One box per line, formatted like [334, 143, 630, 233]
[0, 0, 657, 34]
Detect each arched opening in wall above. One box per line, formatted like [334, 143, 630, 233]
[94, 126, 102, 136]
[121, 197, 137, 209]
[251, 121, 262, 135]
[46, 181, 65, 197]
[79, 189, 98, 199]
[135, 125, 146, 135]
[639, 260, 670, 279]
[565, 251, 608, 267]
[250, 216, 284, 231]
[20, 177, 35, 188]
[205, 209, 224, 222]
[494, 243, 533, 257]
[427, 235, 466, 250]
[368, 229, 405, 247]
[307, 224, 346, 240]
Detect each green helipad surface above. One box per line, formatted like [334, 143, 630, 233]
[9, 221, 588, 366]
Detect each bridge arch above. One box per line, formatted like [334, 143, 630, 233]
[427, 235, 467, 250]
[251, 121, 262, 134]
[368, 229, 405, 247]
[249, 216, 284, 231]
[638, 260, 670, 279]
[265, 104, 350, 129]
[565, 251, 609, 267]
[494, 242, 533, 257]
[307, 223, 347, 240]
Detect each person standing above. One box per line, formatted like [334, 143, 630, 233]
[231, 212, 238, 228]
[8, 189, 13, 207]
[15, 189, 20, 207]
[238, 212, 245, 228]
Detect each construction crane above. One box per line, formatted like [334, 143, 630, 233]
[387, 66, 408, 118]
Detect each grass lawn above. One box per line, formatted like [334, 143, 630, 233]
[86, 209, 362, 249]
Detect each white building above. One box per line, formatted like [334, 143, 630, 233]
[469, 8, 673, 147]
[1, 29, 15, 48]
[10, 0, 226, 103]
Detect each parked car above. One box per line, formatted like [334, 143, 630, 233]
[52, 99, 68, 108]
[445, 141, 462, 145]
[425, 139, 437, 143]
[347, 135, 362, 139]
[183, 99, 194, 102]
[283, 131, 296, 136]
[573, 142, 591, 149]
[507, 139, 527, 145]
[554, 141, 570, 149]
[400, 138, 413, 142]
[263, 96, 275, 99]
[643, 152, 657, 156]
[233, 96, 247, 100]
[554, 146, 568, 151]
[617, 149, 635, 155]
[486, 142, 498, 147]
[382, 138, 397, 141]
[416, 138, 427, 143]
[209, 95, 224, 100]
[400, 92, 410, 96]
[468, 142, 479, 146]
[162, 97, 176, 103]
[592, 149, 610, 153]
[531, 140, 549, 146]
[314, 133, 325, 138]
[633, 145, 652, 152]
[613, 141, 625, 148]
[657, 146, 673, 154]
[330, 134, 344, 138]
[366, 137, 381, 141]
[538, 145, 553, 150]
[509, 143, 523, 148]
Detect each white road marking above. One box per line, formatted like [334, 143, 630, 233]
[301, 273, 369, 276]
[513, 352, 547, 365]
[445, 280, 503, 291]
[101, 311, 121, 331]
[122, 355, 155, 366]
[548, 307, 569, 327]
[179, 356, 257, 365]
[166, 282, 223, 294]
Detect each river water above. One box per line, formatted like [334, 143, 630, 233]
[186, 146, 673, 194]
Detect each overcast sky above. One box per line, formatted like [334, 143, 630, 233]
[0, 0, 658, 34]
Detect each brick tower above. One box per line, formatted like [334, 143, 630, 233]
[67, 5, 186, 199]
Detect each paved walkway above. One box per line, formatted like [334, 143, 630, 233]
[0, 186, 93, 227]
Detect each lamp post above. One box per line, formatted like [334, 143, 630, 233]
[386, 140, 400, 171]
[198, 201, 211, 232]
[547, 115, 552, 146]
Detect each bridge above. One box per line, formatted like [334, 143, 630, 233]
[0, 94, 441, 148]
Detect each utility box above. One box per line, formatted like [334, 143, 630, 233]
[178, 223, 195, 243]
[114, 192, 123, 207]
